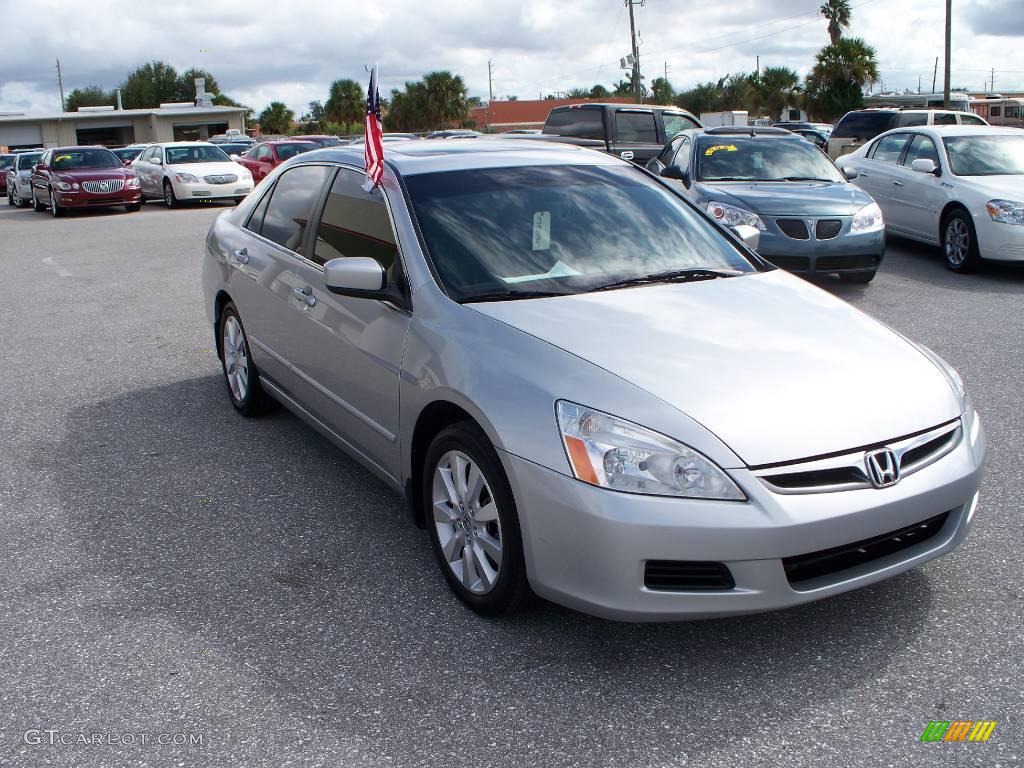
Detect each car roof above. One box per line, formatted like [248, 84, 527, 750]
[875, 124, 1022, 138]
[550, 102, 689, 112]
[150, 141, 218, 148]
[296, 139, 625, 176]
[46, 145, 117, 152]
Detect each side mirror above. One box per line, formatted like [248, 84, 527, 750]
[153, 157, 162, 166]
[729, 224, 761, 252]
[660, 165, 690, 187]
[122, 159, 132, 167]
[34, 162, 47, 171]
[842, 166, 859, 181]
[910, 158, 939, 175]
[230, 154, 240, 160]
[324, 257, 387, 297]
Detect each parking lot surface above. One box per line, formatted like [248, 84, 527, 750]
[0, 202, 1021, 767]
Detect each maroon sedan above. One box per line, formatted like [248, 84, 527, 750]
[31, 146, 142, 217]
[0, 154, 13, 196]
[235, 140, 317, 182]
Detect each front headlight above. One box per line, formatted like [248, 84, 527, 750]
[556, 401, 745, 500]
[126, 176, 140, 188]
[240, 169, 252, 179]
[851, 202, 884, 232]
[986, 199, 1024, 225]
[175, 173, 200, 184]
[706, 201, 766, 231]
[56, 181, 73, 191]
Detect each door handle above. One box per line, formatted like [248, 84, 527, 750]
[293, 286, 316, 307]
[893, 181, 904, 187]
[859, 172, 869, 177]
[231, 248, 249, 265]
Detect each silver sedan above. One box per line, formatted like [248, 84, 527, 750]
[202, 140, 985, 621]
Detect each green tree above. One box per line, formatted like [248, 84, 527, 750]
[64, 86, 114, 112]
[119, 61, 180, 109]
[325, 79, 364, 134]
[422, 71, 469, 129]
[650, 77, 674, 105]
[566, 87, 592, 98]
[589, 85, 611, 98]
[257, 101, 295, 135]
[752, 66, 801, 119]
[176, 67, 220, 102]
[820, 0, 852, 45]
[805, 37, 879, 121]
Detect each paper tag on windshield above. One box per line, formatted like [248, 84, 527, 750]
[532, 211, 551, 251]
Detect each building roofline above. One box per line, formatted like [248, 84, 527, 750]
[0, 105, 247, 124]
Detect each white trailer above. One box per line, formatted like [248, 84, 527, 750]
[698, 110, 748, 127]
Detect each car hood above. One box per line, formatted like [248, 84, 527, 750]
[697, 180, 870, 216]
[468, 271, 960, 466]
[958, 174, 1024, 196]
[51, 167, 134, 181]
[166, 161, 245, 177]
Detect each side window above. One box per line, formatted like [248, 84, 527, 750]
[153, 147, 164, 163]
[615, 111, 658, 143]
[663, 113, 700, 138]
[1005, 106, 1020, 119]
[902, 135, 939, 166]
[544, 109, 604, 140]
[674, 138, 692, 172]
[870, 134, 910, 163]
[656, 137, 683, 166]
[990, 106, 1001, 117]
[960, 113, 986, 125]
[244, 187, 273, 234]
[256, 145, 272, 161]
[312, 169, 399, 274]
[933, 113, 958, 126]
[258, 165, 333, 253]
[897, 113, 928, 127]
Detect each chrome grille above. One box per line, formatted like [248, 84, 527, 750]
[753, 420, 962, 494]
[204, 174, 238, 185]
[81, 179, 124, 193]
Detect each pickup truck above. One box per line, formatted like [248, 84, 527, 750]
[538, 103, 702, 165]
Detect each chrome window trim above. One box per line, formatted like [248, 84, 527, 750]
[754, 420, 962, 495]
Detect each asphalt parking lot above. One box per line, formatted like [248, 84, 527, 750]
[0, 201, 1021, 768]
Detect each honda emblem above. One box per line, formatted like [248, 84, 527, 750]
[865, 449, 900, 488]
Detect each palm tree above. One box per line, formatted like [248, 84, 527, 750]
[650, 77, 674, 105]
[257, 102, 295, 135]
[422, 71, 468, 129]
[820, 0, 852, 45]
[753, 66, 801, 119]
[805, 37, 879, 121]
[325, 79, 364, 135]
[589, 85, 611, 98]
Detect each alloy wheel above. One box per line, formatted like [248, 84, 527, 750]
[945, 217, 970, 267]
[49, 188, 60, 217]
[222, 315, 249, 402]
[432, 450, 503, 594]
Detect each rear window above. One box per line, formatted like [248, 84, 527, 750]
[544, 109, 604, 140]
[0, 156, 13, 170]
[18, 154, 42, 170]
[832, 112, 897, 140]
[663, 113, 700, 137]
[896, 113, 929, 127]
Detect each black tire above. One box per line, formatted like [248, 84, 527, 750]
[839, 270, 876, 284]
[941, 209, 980, 273]
[163, 180, 178, 209]
[423, 421, 531, 617]
[32, 188, 45, 212]
[218, 303, 271, 417]
[125, 202, 141, 212]
[49, 188, 65, 218]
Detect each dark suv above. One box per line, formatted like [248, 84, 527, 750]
[827, 108, 987, 159]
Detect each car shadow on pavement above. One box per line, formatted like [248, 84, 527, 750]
[50, 375, 937, 764]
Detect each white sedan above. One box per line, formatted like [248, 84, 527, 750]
[131, 141, 253, 208]
[839, 125, 1024, 272]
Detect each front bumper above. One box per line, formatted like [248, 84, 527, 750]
[757, 218, 885, 274]
[170, 178, 253, 201]
[974, 215, 1024, 262]
[503, 411, 985, 621]
[54, 188, 141, 207]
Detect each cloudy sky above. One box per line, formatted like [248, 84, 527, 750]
[2, 0, 1022, 117]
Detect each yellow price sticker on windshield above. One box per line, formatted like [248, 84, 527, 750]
[704, 145, 738, 156]
[55, 154, 72, 163]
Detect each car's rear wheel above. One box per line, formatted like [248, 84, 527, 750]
[49, 188, 64, 217]
[6, 188, 13, 206]
[32, 188, 45, 212]
[839, 270, 876, 284]
[163, 180, 178, 209]
[219, 304, 270, 417]
[942, 210, 980, 273]
[423, 422, 531, 616]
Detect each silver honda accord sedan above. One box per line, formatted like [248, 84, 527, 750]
[201, 140, 985, 621]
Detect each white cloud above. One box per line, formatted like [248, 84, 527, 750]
[0, 0, 1021, 118]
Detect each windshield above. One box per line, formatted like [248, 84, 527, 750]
[18, 154, 42, 170]
[0, 156, 13, 170]
[695, 136, 845, 182]
[51, 149, 120, 170]
[165, 145, 231, 164]
[111, 148, 141, 161]
[943, 134, 1024, 176]
[275, 142, 316, 160]
[405, 164, 758, 302]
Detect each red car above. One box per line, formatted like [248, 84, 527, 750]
[0, 154, 13, 195]
[235, 140, 318, 182]
[290, 134, 346, 148]
[31, 146, 141, 216]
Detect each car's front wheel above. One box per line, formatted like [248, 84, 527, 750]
[942, 209, 980, 273]
[49, 188, 64, 218]
[163, 180, 178, 209]
[423, 422, 531, 616]
[218, 303, 270, 416]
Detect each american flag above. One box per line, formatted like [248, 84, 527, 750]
[362, 64, 384, 192]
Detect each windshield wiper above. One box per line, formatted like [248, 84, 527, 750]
[703, 176, 757, 181]
[461, 290, 569, 303]
[774, 176, 834, 182]
[593, 268, 741, 292]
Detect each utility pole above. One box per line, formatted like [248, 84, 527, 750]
[626, 0, 643, 104]
[932, 56, 938, 93]
[943, 0, 952, 108]
[756, 55, 760, 80]
[486, 59, 493, 132]
[56, 58, 65, 112]
[990, 67, 995, 93]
